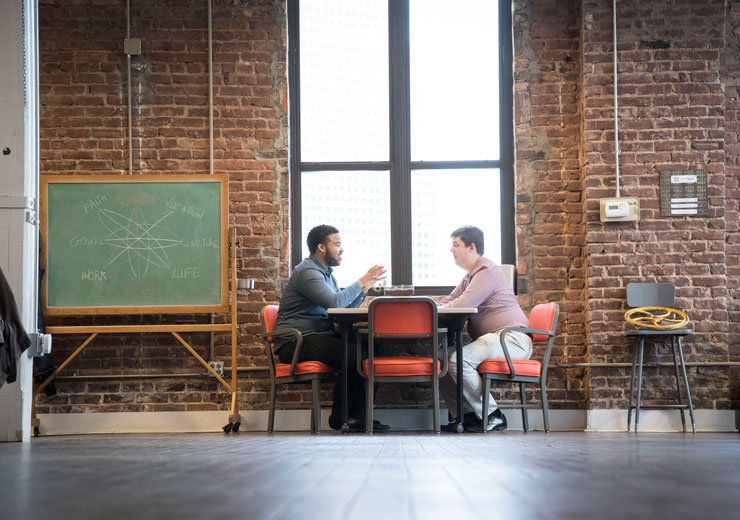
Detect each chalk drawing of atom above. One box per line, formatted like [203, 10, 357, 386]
[98, 207, 181, 280]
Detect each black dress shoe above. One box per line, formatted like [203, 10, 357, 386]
[462, 412, 480, 428]
[328, 415, 391, 432]
[442, 412, 478, 433]
[461, 409, 507, 433]
[484, 408, 507, 432]
[328, 415, 342, 430]
[441, 420, 461, 433]
[372, 419, 391, 431]
[354, 418, 391, 432]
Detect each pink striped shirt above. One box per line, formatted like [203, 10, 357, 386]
[439, 257, 529, 340]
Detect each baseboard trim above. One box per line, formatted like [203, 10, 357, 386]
[587, 409, 737, 432]
[35, 408, 737, 436]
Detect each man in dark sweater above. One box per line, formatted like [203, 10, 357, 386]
[275, 224, 387, 431]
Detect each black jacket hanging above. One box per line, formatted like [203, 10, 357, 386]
[0, 265, 31, 388]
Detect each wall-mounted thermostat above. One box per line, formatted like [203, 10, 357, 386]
[599, 197, 639, 222]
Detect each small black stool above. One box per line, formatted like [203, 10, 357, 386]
[625, 283, 696, 433]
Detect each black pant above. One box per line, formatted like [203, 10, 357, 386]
[278, 333, 381, 421]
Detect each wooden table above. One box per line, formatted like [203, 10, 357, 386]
[327, 304, 477, 433]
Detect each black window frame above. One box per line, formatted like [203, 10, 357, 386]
[287, 0, 514, 294]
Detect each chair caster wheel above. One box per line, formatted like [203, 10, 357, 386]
[223, 423, 233, 433]
[231, 422, 240, 432]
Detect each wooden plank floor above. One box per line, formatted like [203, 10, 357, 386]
[1, 432, 738, 519]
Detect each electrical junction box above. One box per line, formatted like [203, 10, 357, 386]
[124, 38, 142, 56]
[600, 197, 639, 222]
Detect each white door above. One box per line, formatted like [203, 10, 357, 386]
[0, 0, 39, 443]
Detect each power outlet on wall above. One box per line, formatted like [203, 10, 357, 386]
[207, 361, 224, 378]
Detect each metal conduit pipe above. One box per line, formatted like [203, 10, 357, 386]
[208, 0, 214, 176]
[613, 0, 620, 196]
[126, 0, 133, 175]
[208, 0, 216, 361]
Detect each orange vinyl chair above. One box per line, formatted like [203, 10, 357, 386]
[260, 305, 337, 433]
[477, 302, 559, 432]
[356, 297, 448, 433]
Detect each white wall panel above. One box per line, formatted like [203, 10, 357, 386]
[0, 0, 38, 443]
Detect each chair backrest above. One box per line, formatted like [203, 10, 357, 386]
[626, 283, 675, 308]
[261, 304, 279, 342]
[500, 264, 516, 290]
[259, 305, 281, 376]
[369, 297, 436, 336]
[529, 302, 559, 342]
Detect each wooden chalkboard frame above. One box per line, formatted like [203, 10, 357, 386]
[40, 174, 229, 315]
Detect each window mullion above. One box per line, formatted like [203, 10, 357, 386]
[389, 0, 411, 285]
[499, 0, 515, 264]
[288, 0, 303, 269]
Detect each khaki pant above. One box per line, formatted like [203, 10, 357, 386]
[440, 330, 533, 421]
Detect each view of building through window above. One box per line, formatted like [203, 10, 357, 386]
[301, 171, 392, 288]
[295, 0, 504, 288]
[299, 0, 388, 162]
[302, 168, 501, 288]
[410, 169, 501, 286]
[409, 0, 499, 161]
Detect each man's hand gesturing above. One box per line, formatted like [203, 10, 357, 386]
[358, 265, 387, 293]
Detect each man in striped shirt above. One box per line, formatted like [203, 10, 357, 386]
[438, 226, 532, 432]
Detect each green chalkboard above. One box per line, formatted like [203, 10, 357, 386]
[40, 175, 229, 315]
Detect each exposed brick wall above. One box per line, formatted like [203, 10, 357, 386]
[36, 0, 738, 418]
[36, 0, 292, 413]
[579, 0, 733, 410]
[723, 2, 740, 410]
[514, 0, 737, 412]
[514, 0, 589, 409]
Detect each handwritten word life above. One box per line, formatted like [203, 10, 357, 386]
[172, 267, 201, 279]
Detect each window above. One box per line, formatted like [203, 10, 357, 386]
[288, 0, 513, 290]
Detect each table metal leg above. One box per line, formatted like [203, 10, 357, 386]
[453, 318, 465, 433]
[340, 322, 350, 434]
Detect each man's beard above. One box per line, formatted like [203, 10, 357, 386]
[325, 251, 341, 267]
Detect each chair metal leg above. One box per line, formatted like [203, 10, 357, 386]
[366, 372, 374, 434]
[670, 337, 686, 433]
[635, 338, 645, 433]
[627, 337, 640, 432]
[541, 380, 550, 433]
[481, 377, 491, 433]
[312, 379, 321, 433]
[268, 382, 276, 433]
[432, 374, 440, 434]
[676, 338, 696, 433]
[520, 383, 529, 432]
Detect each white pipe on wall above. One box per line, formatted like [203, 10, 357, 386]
[126, 0, 133, 175]
[208, 0, 214, 175]
[613, 0, 620, 197]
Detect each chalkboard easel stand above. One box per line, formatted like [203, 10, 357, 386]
[32, 228, 242, 435]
